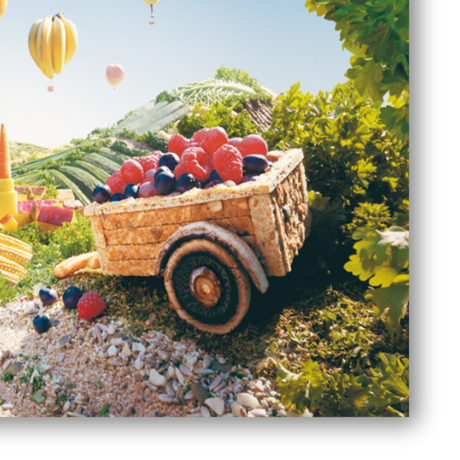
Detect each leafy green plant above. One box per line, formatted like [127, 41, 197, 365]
[264, 81, 408, 274]
[177, 101, 258, 139]
[277, 352, 408, 417]
[344, 227, 409, 337]
[100, 402, 111, 417]
[305, 0, 409, 146]
[1, 370, 14, 382]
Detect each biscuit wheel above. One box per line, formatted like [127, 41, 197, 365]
[163, 239, 251, 334]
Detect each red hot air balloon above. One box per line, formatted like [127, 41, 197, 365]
[106, 64, 125, 88]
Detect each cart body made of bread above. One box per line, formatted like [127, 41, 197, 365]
[85, 149, 310, 334]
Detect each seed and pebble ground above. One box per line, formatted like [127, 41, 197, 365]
[0, 296, 303, 418]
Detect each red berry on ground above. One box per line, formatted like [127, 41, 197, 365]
[238, 134, 268, 157]
[121, 159, 143, 184]
[77, 291, 106, 322]
[174, 147, 214, 182]
[203, 127, 228, 156]
[213, 144, 243, 184]
[107, 170, 128, 195]
[168, 134, 190, 158]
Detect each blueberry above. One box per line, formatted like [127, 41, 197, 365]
[124, 184, 139, 199]
[175, 174, 201, 193]
[159, 153, 180, 172]
[62, 286, 83, 310]
[92, 184, 111, 204]
[110, 193, 125, 202]
[209, 169, 221, 182]
[39, 286, 58, 306]
[155, 170, 176, 195]
[33, 315, 51, 334]
[243, 155, 269, 175]
[153, 166, 171, 181]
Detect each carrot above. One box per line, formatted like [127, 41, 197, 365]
[0, 123, 11, 179]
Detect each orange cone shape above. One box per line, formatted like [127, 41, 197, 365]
[0, 124, 11, 179]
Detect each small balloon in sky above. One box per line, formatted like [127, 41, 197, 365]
[47, 86, 54, 92]
[143, 0, 160, 23]
[106, 64, 125, 89]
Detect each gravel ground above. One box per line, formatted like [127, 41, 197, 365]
[0, 297, 299, 418]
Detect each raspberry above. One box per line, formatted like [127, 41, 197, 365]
[168, 134, 190, 158]
[136, 152, 161, 174]
[203, 127, 228, 155]
[213, 144, 243, 184]
[174, 147, 213, 182]
[77, 291, 106, 322]
[121, 159, 143, 184]
[191, 128, 209, 147]
[238, 135, 268, 157]
[107, 170, 128, 195]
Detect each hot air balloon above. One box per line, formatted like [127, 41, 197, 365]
[144, 0, 160, 18]
[106, 64, 125, 89]
[28, 12, 78, 79]
[0, 0, 8, 20]
[48, 86, 55, 92]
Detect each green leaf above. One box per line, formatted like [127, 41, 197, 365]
[29, 391, 45, 405]
[366, 277, 409, 337]
[99, 403, 111, 417]
[93, 381, 102, 389]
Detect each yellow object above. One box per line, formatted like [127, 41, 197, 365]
[0, 124, 18, 221]
[0, 269, 18, 286]
[0, 0, 7, 20]
[0, 214, 18, 232]
[28, 12, 78, 79]
[0, 233, 33, 255]
[0, 243, 33, 266]
[0, 256, 26, 277]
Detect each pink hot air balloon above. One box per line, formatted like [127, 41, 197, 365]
[106, 64, 125, 88]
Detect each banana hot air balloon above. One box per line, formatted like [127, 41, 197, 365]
[106, 64, 125, 89]
[28, 12, 78, 79]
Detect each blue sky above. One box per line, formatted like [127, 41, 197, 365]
[0, 0, 351, 148]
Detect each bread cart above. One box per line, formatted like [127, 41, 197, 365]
[84, 149, 311, 334]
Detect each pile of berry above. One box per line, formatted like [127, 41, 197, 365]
[92, 128, 272, 204]
[33, 286, 106, 334]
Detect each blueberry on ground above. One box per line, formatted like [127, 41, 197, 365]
[39, 286, 58, 306]
[63, 286, 83, 310]
[33, 315, 51, 334]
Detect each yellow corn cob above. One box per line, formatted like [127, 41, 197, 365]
[0, 233, 33, 255]
[0, 269, 19, 286]
[0, 256, 26, 277]
[0, 243, 33, 265]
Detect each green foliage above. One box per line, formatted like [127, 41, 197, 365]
[0, 212, 95, 304]
[277, 352, 408, 417]
[305, 0, 409, 145]
[1, 370, 14, 382]
[50, 212, 95, 260]
[100, 402, 111, 417]
[344, 227, 409, 336]
[177, 101, 258, 139]
[215, 66, 263, 93]
[264, 81, 408, 274]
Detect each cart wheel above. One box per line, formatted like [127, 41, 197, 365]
[163, 239, 251, 334]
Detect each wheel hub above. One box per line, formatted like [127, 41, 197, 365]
[189, 266, 222, 308]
